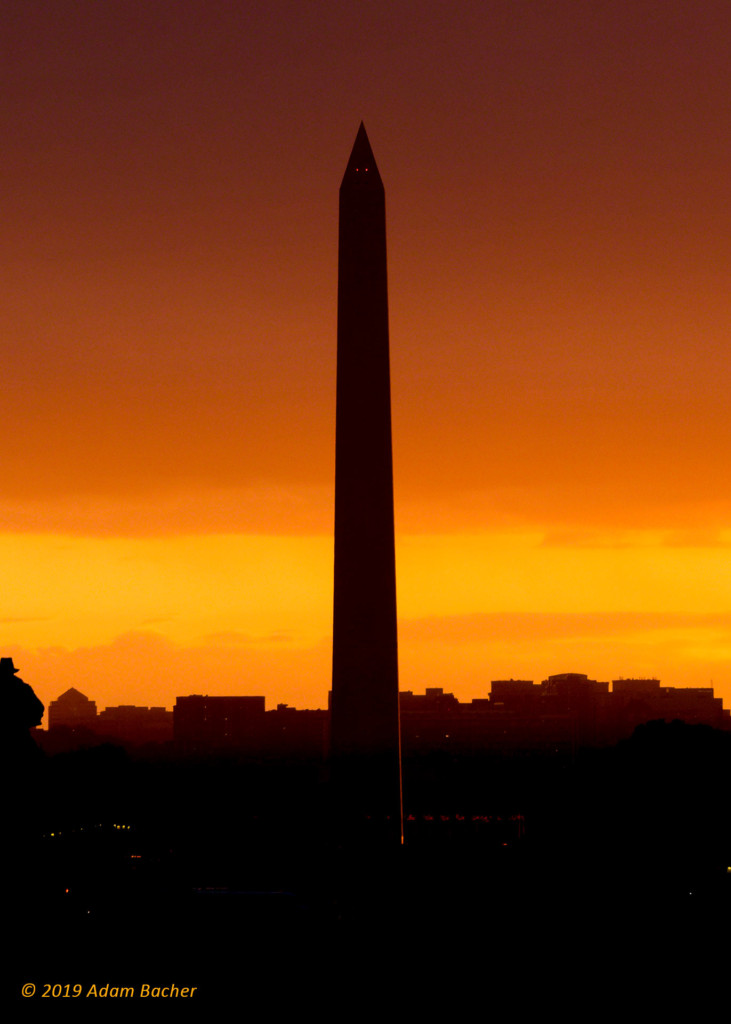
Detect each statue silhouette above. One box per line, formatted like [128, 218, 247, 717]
[3, 657, 45, 851]
[1, 657, 44, 757]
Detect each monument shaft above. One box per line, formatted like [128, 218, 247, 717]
[331, 124, 402, 833]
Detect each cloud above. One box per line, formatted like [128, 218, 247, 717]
[14, 630, 331, 712]
[662, 529, 731, 548]
[0, 484, 333, 538]
[401, 611, 731, 645]
[540, 528, 731, 549]
[201, 630, 295, 646]
[540, 530, 643, 549]
[0, 616, 50, 624]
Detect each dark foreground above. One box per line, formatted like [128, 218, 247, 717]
[8, 722, 731, 1012]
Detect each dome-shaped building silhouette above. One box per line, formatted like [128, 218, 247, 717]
[48, 687, 98, 730]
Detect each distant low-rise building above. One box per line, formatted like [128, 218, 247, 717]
[611, 678, 728, 738]
[265, 703, 328, 759]
[399, 674, 729, 756]
[48, 688, 98, 730]
[173, 695, 328, 758]
[174, 695, 266, 754]
[97, 705, 173, 745]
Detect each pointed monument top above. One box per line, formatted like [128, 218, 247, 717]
[341, 122, 383, 189]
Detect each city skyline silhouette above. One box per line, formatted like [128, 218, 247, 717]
[34, 670, 730, 758]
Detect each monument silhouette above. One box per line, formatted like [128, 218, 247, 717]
[330, 124, 403, 840]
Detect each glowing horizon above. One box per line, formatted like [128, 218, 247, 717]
[6, 527, 731, 713]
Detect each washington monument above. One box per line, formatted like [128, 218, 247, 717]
[330, 124, 403, 840]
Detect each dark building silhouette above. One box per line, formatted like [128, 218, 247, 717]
[42, 689, 172, 752]
[330, 124, 402, 836]
[173, 694, 328, 758]
[174, 695, 266, 754]
[266, 703, 329, 759]
[399, 675, 729, 756]
[47, 686, 98, 730]
[97, 704, 173, 746]
[610, 677, 727, 738]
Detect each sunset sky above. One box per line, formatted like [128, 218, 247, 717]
[4, 0, 731, 713]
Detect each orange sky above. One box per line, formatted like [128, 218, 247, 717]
[3, 1, 731, 714]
